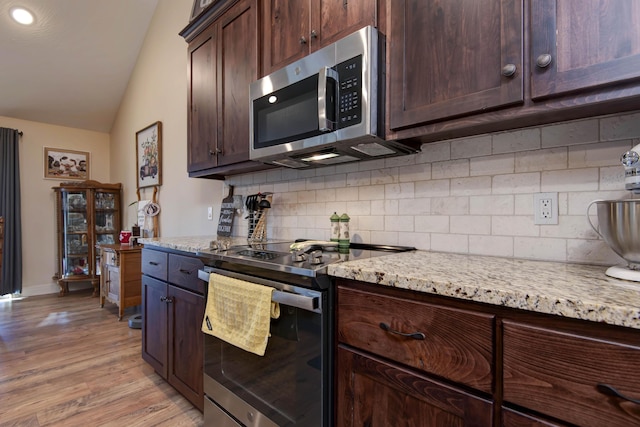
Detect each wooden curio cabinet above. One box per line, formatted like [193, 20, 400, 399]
[53, 180, 122, 296]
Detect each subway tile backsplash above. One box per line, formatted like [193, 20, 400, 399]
[227, 111, 640, 265]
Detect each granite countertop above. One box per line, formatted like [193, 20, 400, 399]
[139, 237, 640, 330]
[329, 251, 640, 330]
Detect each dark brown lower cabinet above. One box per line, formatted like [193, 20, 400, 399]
[336, 346, 493, 426]
[502, 408, 568, 427]
[141, 248, 205, 411]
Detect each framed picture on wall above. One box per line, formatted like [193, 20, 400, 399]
[136, 121, 162, 189]
[190, 0, 219, 21]
[44, 147, 90, 180]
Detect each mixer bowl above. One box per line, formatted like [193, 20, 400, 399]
[588, 199, 640, 268]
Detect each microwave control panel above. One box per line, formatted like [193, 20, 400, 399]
[336, 55, 363, 129]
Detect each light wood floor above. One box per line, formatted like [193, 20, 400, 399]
[0, 289, 204, 427]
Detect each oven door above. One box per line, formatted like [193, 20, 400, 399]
[200, 268, 329, 427]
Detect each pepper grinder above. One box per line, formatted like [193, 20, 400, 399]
[339, 213, 350, 248]
[330, 212, 340, 242]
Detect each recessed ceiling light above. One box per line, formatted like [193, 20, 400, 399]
[10, 7, 34, 25]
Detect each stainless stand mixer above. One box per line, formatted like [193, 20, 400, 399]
[588, 142, 640, 281]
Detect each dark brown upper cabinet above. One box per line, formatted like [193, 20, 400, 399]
[388, 0, 524, 131]
[261, 0, 378, 76]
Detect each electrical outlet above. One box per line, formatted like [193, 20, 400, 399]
[207, 206, 213, 220]
[533, 192, 558, 225]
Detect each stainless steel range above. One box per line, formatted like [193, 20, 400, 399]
[197, 240, 414, 427]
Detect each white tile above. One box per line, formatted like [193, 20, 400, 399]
[358, 184, 386, 201]
[450, 215, 491, 235]
[306, 176, 326, 190]
[470, 195, 514, 215]
[539, 215, 593, 239]
[492, 172, 540, 194]
[399, 163, 431, 182]
[326, 201, 348, 215]
[541, 118, 599, 148]
[370, 231, 399, 245]
[567, 239, 625, 265]
[385, 216, 415, 232]
[273, 181, 290, 193]
[315, 188, 336, 202]
[514, 237, 566, 261]
[431, 233, 468, 253]
[358, 216, 385, 231]
[346, 171, 371, 186]
[415, 215, 449, 233]
[289, 179, 306, 192]
[325, 173, 347, 188]
[491, 216, 538, 237]
[399, 198, 430, 215]
[600, 111, 640, 141]
[568, 190, 628, 216]
[346, 200, 372, 215]
[599, 166, 625, 191]
[492, 128, 541, 154]
[358, 158, 386, 171]
[266, 169, 283, 182]
[515, 147, 567, 172]
[371, 167, 398, 185]
[386, 154, 416, 168]
[451, 176, 492, 196]
[415, 179, 450, 198]
[432, 159, 470, 179]
[431, 196, 469, 215]
[385, 182, 415, 199]
[469, 235, 514, 257]
[398, 232, 430, 250]
[541, 168, 599, 192]
[451, 135, 492, 159]
[568, 141, 630, 168]
[335, 186, 359, 202]
[470, 153, 515, 176]
[371, 199, 399, 215]
[351, 230, 371, 244]
[417, 141, 450, 163]
[514, 194, 533, 215]
[297, 190, 316, 203]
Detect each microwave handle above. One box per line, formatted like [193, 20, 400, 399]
[318, 66, 338, 132]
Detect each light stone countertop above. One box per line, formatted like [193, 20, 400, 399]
[328, 251, 640, 330]
[139, 237, 640, 330]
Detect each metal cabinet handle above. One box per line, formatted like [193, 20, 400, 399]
[310, 30, 317, 39]
[299, 36, 307, 44]
[597, 383, 640, 405]
[379, 322, 425, 340]
[160, 296, 174, 304]
[160, 296, 167, 302]
[501, 63, 517, 77]
[536, 53, 552, 68]
[149, 261, 159, 266]
[179, 268, 191, 275]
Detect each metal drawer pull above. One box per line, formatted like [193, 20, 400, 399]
[149, 261, 159, 266]
[160, 296, 174, 304]
[179, 268, 191, 274]
[379, 322, 425, 340]
[597, 383, 640, 405]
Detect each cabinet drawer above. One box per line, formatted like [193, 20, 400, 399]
[104, 250, 118, 266]
[502, 407, 568, 427]
[168, 254, 204, 294]
[337, 286, 495, 393]
[503, 321, 640, 427]
[141, 249, 168, 281]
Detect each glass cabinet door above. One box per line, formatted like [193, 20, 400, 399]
[94, 190, 119, 245]
[62, 190, 90, 278]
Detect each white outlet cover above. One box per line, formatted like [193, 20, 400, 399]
[533, 192, 558, 225]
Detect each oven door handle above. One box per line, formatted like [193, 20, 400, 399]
[318, 66, 338, 132]
[198, 269, 320, 312]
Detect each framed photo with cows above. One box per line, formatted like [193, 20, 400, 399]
[44, 147, 90, 180]
[136, 121, 162, 189]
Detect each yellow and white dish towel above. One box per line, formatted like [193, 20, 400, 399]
[202, 273, 277, 356]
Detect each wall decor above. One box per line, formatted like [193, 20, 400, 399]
[190, 0, 218, 21]
[136, 121, 162, 189]
[44, 147, 90, 180]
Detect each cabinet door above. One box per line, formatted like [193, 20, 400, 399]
[106, 265, 120, 302]
[188, 24, 218, 173]
[311, 0, 377, 49]
[503, 408, 569, 427]
[262, 0, 310, 75]
[141, 275, 168, 378]
[336, 346, 493, 427]
[167, 285, 205, 411]
[216, 0, 258, 167]
[389, 0, 523, 131]
[531, 0, 640, 100]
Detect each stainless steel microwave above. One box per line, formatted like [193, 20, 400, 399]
[249, 26, 420, 169]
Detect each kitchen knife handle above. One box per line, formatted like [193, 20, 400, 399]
[596, 383, 640, 405]
[379, 322, 425, 340]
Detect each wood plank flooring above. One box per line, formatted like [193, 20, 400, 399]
[0, 289, 203, 427]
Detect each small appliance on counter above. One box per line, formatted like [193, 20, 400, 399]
[588, 141, 640, 281]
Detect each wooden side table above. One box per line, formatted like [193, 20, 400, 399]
[98, 244, 142, 320]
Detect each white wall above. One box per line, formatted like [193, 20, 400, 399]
[0, 116, 110, 296]
[109, 0, 224, 236]
[225, 111, 640, 266]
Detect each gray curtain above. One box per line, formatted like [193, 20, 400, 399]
[0, 127, 22, 295]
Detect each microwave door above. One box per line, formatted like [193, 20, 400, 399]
[318, 67, 338, 132]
